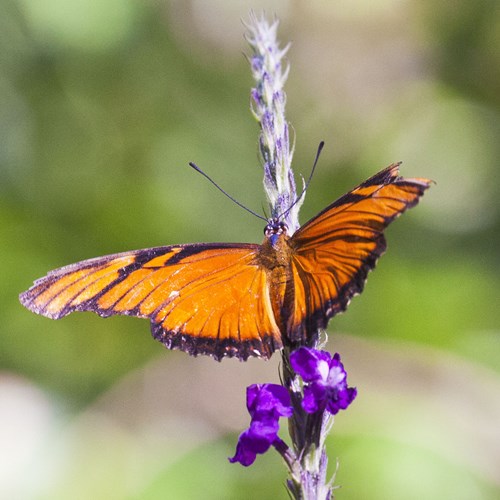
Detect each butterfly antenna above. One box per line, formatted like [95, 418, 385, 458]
[261, 202, 269, 220]
[189, 162, 268, 222]
[279, 140, 324, 220]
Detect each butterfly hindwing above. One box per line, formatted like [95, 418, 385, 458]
[19, 244, 283, 360]
[287, 163, 431, 341]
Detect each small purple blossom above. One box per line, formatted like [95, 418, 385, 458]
[290, 348, 357, 415]
[229, 383, 293, 466]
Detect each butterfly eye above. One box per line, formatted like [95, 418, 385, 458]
[264, 220, 276, 236]
[264, 219, 287, 237]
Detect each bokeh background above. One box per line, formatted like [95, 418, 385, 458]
[2, 0, 499, 498]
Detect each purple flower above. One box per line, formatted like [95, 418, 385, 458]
[290, 348, 357, 415]
[229, 383, 293, 466]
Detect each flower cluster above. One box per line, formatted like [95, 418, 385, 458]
[230, 348, 356, 467]
[245, 12, 300, 232]
[229, 384, 293, 466]
[291, 347, 358, 415]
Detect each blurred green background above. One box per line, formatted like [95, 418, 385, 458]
[2, 0, 499, 498]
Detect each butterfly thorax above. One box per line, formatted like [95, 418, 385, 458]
[258, 220, 295, 333]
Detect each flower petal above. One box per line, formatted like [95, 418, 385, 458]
[247, 383, 292, 417]
[290, 347, 331, 382]
[302, 383, 325, 413]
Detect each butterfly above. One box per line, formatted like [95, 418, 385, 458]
[19, 163, 431, 361]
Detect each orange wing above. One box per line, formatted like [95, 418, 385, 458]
[286, 163, 431, 342]
[19, 244, 282, 360]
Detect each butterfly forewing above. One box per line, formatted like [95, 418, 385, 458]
[287, 163, 431, 341]
[20, 244, 283, 360]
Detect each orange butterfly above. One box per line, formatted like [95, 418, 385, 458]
[20, 163, 431, 361]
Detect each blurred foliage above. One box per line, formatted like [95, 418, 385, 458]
[1, 0, 499, 499]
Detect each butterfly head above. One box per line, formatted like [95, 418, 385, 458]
[264, 219, 288, 246]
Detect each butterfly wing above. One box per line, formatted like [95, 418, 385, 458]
[19, 244, 282, 360]
[287, 163, 431, 342]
